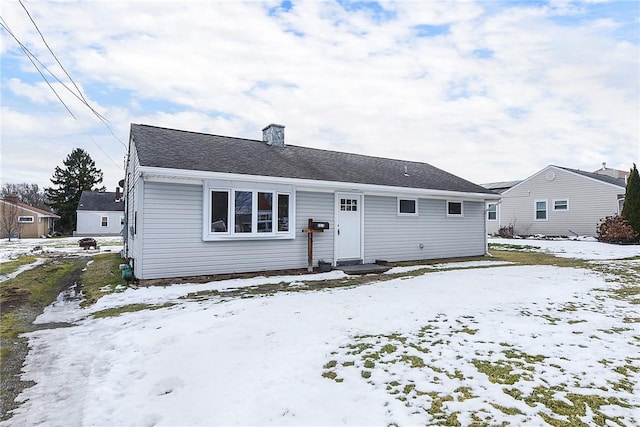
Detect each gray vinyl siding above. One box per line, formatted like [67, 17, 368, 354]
[363, 196, 486, 263]
[139, 182, 334, 279]
[500, 167, 624, 237]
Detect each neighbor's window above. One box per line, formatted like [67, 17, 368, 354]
[487, 203, 497, 221]
[206, 186, 293, 239]
[18, 216, 34, 223]
[535, 200, 547, 220]
[101, 216, 108, 227]
[553, 199, 568, 211]
[398, 198, 418, 216]
[447, 201, 463, 216]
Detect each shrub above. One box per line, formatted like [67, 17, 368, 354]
[498, 225, 515, 238]
[597, 215, 639, 244]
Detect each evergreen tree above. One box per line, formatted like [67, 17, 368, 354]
[46, 148, 105, 234]
[621, 163, 640, 236]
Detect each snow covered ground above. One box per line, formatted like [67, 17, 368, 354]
[2, 238, 639, 426]
[0, 236, 123, 262]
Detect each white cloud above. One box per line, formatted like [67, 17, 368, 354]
[1, 0, 638, 191]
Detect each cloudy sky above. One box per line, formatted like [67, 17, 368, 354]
[1, 0, 638, 191]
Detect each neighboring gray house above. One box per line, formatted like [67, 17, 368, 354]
[123, 123, 497, 281]
[76, 190, 124, 236]
[483, 165, 626, 237]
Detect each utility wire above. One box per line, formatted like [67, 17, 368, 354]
[0, 18, 76, 119]
[18, 0, 91, 109]
[0, 11, 127, 151]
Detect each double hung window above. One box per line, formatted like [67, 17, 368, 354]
[487, 203, 497, 221]
[535, 200, 548, 220]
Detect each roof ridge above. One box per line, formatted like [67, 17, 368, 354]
[132, 123, 263, 144]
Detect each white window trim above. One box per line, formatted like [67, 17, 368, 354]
[18, 216, 34, 223]
[487, 203, 498, 221]
[534, 199, 548, 221]
[101, 216, 109, 227]
[446, 200, 464, 217]
[397, 198, 418, 216]
[553, 199, 569, 211]
[203, 182, 295, 241]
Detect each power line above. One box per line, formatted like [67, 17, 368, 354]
[18, 0, 91, 110]
[0, 4, 128, 154]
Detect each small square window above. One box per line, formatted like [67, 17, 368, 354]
[341, 198, 358, 212]
[447, 201, 463, 216]
[398, 198, 417, 215]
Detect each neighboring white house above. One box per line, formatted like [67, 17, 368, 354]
[123, 123, 498, 281]
[483, 165, 627, 237]
[75, 190, 124, 236]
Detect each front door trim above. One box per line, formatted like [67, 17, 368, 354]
[334, 192, 364, 264]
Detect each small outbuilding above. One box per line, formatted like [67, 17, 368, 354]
[123, 123, 497, 281]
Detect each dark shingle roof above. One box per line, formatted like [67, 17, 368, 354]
[77, 191, 124, 211]
[130, 124, 494, 195]
[557, 166, 626, 188]
[481, 180, 522, 193]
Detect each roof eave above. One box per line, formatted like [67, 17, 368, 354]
[138, 166, 497, 201]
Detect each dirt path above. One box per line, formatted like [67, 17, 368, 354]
[0, 256, 88, 421]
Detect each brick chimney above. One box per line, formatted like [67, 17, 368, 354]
[115, 187, 121, 202]
[262, 124, 285, 147]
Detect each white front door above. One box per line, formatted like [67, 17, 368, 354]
[336, 193, 362, 261]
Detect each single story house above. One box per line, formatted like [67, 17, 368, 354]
[1, 196, 60, 238]
[483, 165, 627, 237]
[75, 190, 125, 236]
[123, 123, 497, 281]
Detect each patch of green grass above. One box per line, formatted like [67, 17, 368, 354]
[490, 403, 524, 415]
[0, 259, 83, 308]
[454, 386, 476, 401]
[472, 359, 523, 385]
[91, 302, 175, 318]
[0, 256, 37, 275]
[400, 354, 425, 368]
[488, 243, 542, 252]
[80, 253, 127, 307]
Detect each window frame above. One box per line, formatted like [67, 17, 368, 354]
[487, 203, 497, 221]
[397, 198, 418, 216]
[553, 199, 569, 211]
[534, 200, 548, 221]
[203, 182, 294, 241]
[18, 216, 34, 223]
[446, 201, 464, 217]
[101, 216, 109, 227]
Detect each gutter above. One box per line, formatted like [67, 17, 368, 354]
[138, 166, 499, 202]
